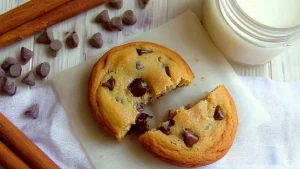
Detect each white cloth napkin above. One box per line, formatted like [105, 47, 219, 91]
[1, 76, 300, 169]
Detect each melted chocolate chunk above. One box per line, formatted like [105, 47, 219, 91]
[158, 119, 175, 135]
[168, 109, 177, 120]
[185, 104, 192, 110]
[165, 66, 171, 77]
[136, 103, 145, 112]
[102, 77, 115, 91]
[183, 128, 199, 147]
[131, 113, 153, 135]
[136, 61, 144, 70]
[136, 49, 152, 56]
[128, 78, 147, 97]
[214, 105, 225, 120]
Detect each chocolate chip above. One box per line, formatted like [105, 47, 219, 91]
[214, 105, 225, 120]
[20, 47, 33, 64]
[128, 78, 147, 97]
[165, 66, 171, 77]
[21, 71, 35, 86]
[138, 0, 149, 9]
[130, 113, 153, 135]
[102, 77, 115, 91]
[66, 32, 79, 49]
[24, 104, 39, 119]
[136, 49, 152, 56]
[95, 10, 110, 24]
[36, 29, 53, 44]
[0, 67, 4, 77]
[1, 57, 17, 70]
[185, 104, 192, 110]
[1, 78, 17, 96]
[110, 17, 123, 31]
[36, 62, 50, 78]
[183, 128, 199, 147]
[136, 103, 145, 112]
[168, 109, 177, 120]
[9, 64, 22, 78]
[109, 0, 123, 9]
[136, 61, 144, 70]
[158, 119, 175, 135]
[89, 32, 103, 49]
[122, 10, 137, 25]
[49, 40, 62, 57]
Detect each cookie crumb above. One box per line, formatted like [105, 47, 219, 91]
[201, 76, 205, 80]
[100, 155, 104, 158]
[195, 57, 199, 62]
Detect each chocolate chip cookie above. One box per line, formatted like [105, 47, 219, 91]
[138, 85, 238, 167]
[88, 42, 194, 141]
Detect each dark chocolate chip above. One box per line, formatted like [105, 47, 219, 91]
[109, 0, 123, 9]
[136, 103, 145, 112]
[49, 40, 62, 57]
[130, 113, 153, 135]
[20, 47, 33, 64]
[24, 104, 39, 119]
[89, 32, 103, 49]
[158, 119, 175, 135]
[185, 104, 192, 110]
[136, 49, 152, 56]
[36, 62, 50, 78]
[168, 109, 177, 120]
[9, 64, 22, 78]
[138, 0, 149, 9]
[102, 77, 115, 91]
[0, 67, 4, 77]
[165, 66, 171, 77]
[1, 57, 17, 70]
[36, 29, 53, 44]
[136, 61, 144, 70]
[1, 78, 17, 96]
[95, 10, 110, 24]
[122, 10, 137, 25]
[214, 105, 225, 120]
[110, 17, 123, 31]
[21, 71, 35, 86]
[66, 32, 79, 49]
[128, 78, 147, 97]
[183, 128, 199, 147]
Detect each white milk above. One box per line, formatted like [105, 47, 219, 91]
[202, 0, 300, 65]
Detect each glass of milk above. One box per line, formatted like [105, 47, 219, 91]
[203, 0, 300, 65]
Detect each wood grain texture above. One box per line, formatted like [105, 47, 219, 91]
[0, 0, 299, 94]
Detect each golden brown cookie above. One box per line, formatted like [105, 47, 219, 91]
[88, 42, 194, 141]
[138, 85, 238, 167]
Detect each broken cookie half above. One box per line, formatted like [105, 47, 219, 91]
[138, 85, 238, 167]
[88, 42, 194, 141]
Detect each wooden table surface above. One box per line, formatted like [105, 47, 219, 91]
[1, 0, 300, 92]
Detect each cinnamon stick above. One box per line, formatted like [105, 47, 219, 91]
[0, 0, 72, 35]
[0, 140, 30, 169]
[0, 0, 108, 49]
[0, 112, 60, 169]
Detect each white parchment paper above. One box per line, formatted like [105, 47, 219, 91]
[51, 11, 270, 169]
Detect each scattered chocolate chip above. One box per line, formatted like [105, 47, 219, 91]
[110, 17, 123, 31]
[122, 10, 137, 25]
[138, 0, 149, 9]
[95, 10, 110, 24]
[0, 67, 4, 77]
[136, 103, 145, 112]
[165, 66, 171, 77]
[9, 64, 22, 78]
[21, 71, 35, 86]
[128, 78, 147, 97]
[24, 104, 39, 119]
[183, 128, 199, 147]
[89, 32, 103, 49]
[185, 104, 192, 110]
[102, 77, 115, 91]
[158, 119, 175, 135]
[109, 0, 123, 9]
[136, 49, 152, 56]
[136, 61, 144, 70]
[20, 47, 33, 64]
[130, 113, 153, 135]
[1, 57, 17, 70]
[36, 29, 53, 44]
[36, 62, 50, 78]
[1, 78, 17, 96]
[66, 32, 79, 49]
[214, 105, 225, 120]
[49, 40, 62, 57]
[168, 109, 177, 120]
